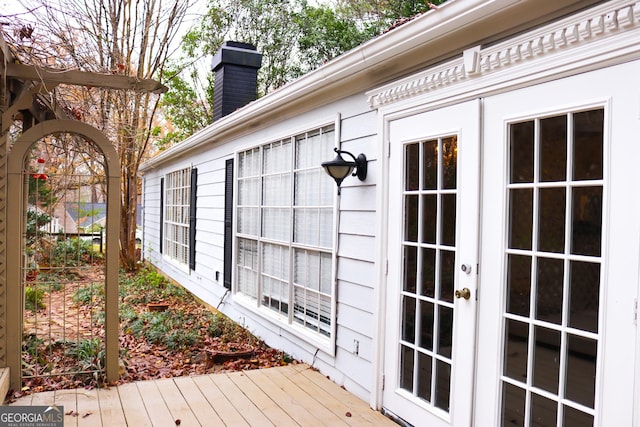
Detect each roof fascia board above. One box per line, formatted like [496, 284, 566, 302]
[141, 0, 592, 171]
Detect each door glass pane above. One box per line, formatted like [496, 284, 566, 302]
[565, 335, 597, 408]
[405, 143, 420, 191]
[441, 194, 456, 246]
[502, 383, 526, 426]
[419, 300, 434, 350]
[538, 187, 566, 253]
[403, 246, 417, 293]
[536, 257, 564, 324]
[502, 108, 603, 424]
[400, 345, 414, 391]
[510, 121, 534, 183]
[422, 194, 437, 244]
[569, 261, 600, 333]
[417, 352, 433, 401]
[507, 254, 531, 317]
[442, 136, 457, 189]
[573, 109, 603, 181]
[438, 306, 453, 358]
[405, 195, 419, 242]
[571, 186, 602, 257]
[533, 326, 560, 393]
[563, 406, 594, 427]
[420, 248, 436, 297]
[402, 296, 416, 343]
[440, 250, 455, 303]
[509, 189, 533, 250]
[504, 318, 528, 381]
[540, 115, 567, 182]
[399, 136, 458, 413]
[422, 140, 438, 190]
[531, 393, 558, 427]
[434, 359, 451, 411]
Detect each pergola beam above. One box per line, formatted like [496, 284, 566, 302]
[6, 63, 167, 94]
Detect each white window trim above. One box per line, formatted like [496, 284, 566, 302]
[232, 123, 339, 355]
[162, 166, 191, 272]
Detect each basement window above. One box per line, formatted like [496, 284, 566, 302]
[236, 126, 336, 341]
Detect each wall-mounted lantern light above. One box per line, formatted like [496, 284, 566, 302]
[321, 148, 367, 193]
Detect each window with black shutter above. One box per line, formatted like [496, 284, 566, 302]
[189, 168, 198, 271]
[159, 177, 164, 254]
[223, 159, 234, 289]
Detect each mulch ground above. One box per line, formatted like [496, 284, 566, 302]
[10, 268, 292, 401]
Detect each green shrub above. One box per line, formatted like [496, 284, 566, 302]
[68, 338, 105, 373]
[25, 286, 45, 311]
[126, 309, 204, 350]
[120, 266, 188, 305]
[73, 282, 104, 305]
[51, 237, 102, 267]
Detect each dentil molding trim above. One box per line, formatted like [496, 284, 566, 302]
[367, 1, 640, 108]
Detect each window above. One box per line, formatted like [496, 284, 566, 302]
[163, 167, 194, 267]
[236, 126, 335, 340]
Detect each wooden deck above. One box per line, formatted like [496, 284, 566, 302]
[8, 364, 396, 426]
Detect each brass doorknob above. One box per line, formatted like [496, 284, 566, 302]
[455, 288, 471, 300]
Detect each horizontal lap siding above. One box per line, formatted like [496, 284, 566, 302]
[329, 109, 378, 400]
[142, 95, 380, 403]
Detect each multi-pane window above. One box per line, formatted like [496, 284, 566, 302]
[236, 126, 335, 338]
[164, 167, 191, 265]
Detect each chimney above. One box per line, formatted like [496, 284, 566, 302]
[211, 41, 263, 122]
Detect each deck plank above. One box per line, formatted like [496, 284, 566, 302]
[191, 374, 250, 426]
[212, 372, 275, 426]
[287, 364, 390, 426]
[5, 365, 397, 426]
[76, 388, 100, 427]
[116, 382, 153, 427]
[154, 378, 201, 426]
[29, 389, 55, 406]
[134, 380, 176, 427]
[227, 370, 298, 426]
[172, 376, 224, 426]
[249, 367, 350, 427]
[54, 389, 78, 427]
[96, 386, 127, 427]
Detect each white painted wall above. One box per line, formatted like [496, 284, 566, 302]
[142, 93, 380, 400]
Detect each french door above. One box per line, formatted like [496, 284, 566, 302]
[384, 61, 639, 426]
[384, 100, 480, 427]
[476, 63, 638, 426]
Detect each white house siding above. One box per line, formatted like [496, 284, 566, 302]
[142, 94, 380, 400]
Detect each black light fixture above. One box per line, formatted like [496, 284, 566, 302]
[322, 148, 367, 193]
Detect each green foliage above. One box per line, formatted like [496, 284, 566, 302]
[25, 286, 46, 311]
[162, 0, 450, 149]
[22, 334, 45, 357]
[51, 237, 102, 267]
[120, 266, 187, 305]
[27, 174, 57, 208]
[294, 4, 378, 72]
[73, 283, 105, 305]
[158, 62, 212, 149]
[68, 338, 105, 373]
[128, 310, 200, 350]
[26, 210, 51, 248]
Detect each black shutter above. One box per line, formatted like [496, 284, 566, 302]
[189, 168, 198, 270]
[159, 178, 164, 254]
[223, 159, 234, 289]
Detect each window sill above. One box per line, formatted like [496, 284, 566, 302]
[233, 293, 335, 357]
